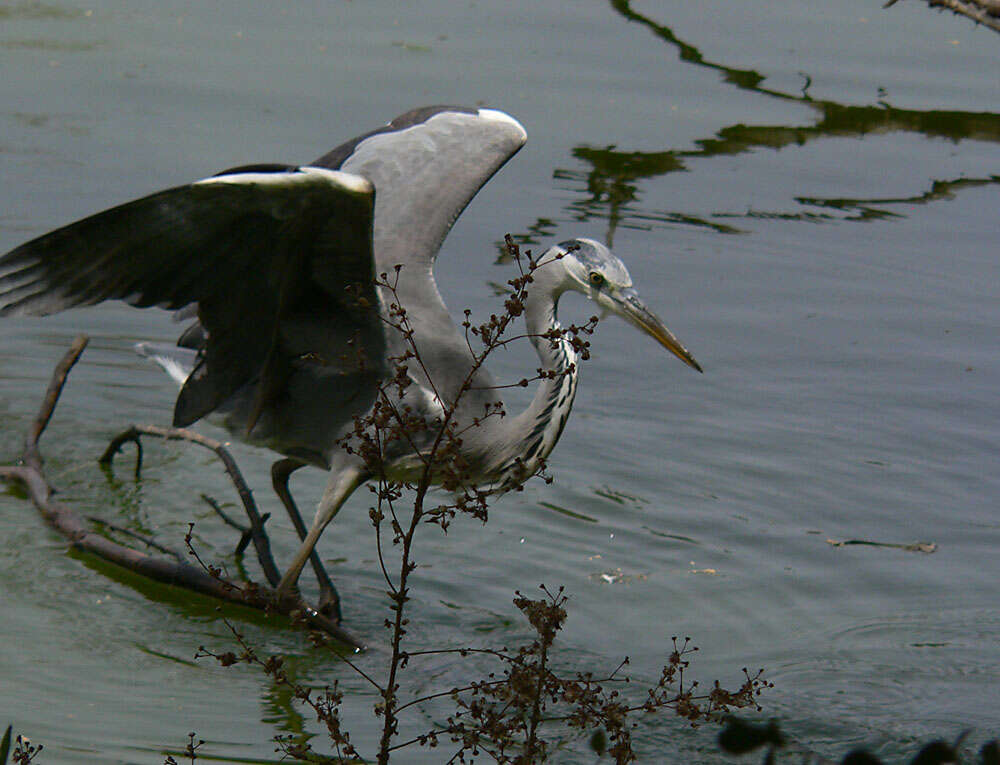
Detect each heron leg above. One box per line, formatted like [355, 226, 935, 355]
[276, 464, 365, 604]
[271, 458, 341, 620]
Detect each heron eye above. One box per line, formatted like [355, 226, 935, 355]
[589, 271, 605, 287]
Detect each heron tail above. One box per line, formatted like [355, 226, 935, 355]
[134, 342, 198, 388]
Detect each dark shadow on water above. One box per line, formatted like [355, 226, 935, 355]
[72, 547, 364, 756]
[69, 546, 287, 629]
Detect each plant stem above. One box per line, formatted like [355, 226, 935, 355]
[376, 477, 428, 764]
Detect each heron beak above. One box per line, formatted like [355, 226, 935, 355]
[615, 289, 703, 373]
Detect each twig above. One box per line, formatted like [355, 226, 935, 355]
[101, 428, 144, 479]
[885, 0, 1000, 34]
[100, 424, 282, 588]
[23, 333, 89, 470]
[85, 515, 182, 559]
[199, 494, 258, 556]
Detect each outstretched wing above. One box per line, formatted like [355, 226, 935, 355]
[314, 107, 526, 274]
[0, 167, 384, 438]
[313, 107, 527, 398]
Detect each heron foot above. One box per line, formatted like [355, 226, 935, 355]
[275, 570, 298, 599]
[317, 584, 342, 622]
[274, 578, 302, 611]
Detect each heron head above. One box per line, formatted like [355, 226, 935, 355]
[551, 238, 702, 372]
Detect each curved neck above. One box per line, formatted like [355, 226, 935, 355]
[496, 268, 580, 484]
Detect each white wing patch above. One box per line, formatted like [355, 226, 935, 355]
[195, 166, 373, 196]
[477, 108, 528, 142]
[301, 166, 373, 194]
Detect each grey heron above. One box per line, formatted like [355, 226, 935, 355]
[0, 106, 701, 609]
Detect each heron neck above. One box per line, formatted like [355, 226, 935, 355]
[497, 275, 579, 485]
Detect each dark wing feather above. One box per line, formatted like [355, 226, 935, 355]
[0, 167, 383, 434]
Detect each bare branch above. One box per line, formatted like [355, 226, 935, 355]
[885, 0, 1000, 34]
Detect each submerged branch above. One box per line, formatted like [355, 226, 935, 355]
[101, 423, 282, 588]
[0, 336, 365, 650]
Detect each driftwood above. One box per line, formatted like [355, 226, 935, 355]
[0, 336, 365, 650]
[885, 0, 1000, 35]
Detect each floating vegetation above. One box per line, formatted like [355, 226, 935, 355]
[825, 537, 937, 553]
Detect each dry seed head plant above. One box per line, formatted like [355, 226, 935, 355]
[192, 238, 771, 763]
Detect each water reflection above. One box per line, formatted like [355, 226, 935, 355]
[260, 665, 312, 749]
[0, 2, 88, 20]
[511, 0, 1000, 247]
[791, 175, 1000, 221]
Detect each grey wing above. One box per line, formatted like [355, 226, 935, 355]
[313, 106, 526, 275]
[312, 106, 527, 390]
[0, 167, 385, 447]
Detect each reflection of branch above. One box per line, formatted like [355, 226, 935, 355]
[0, 337, 364, 649]
[795, 174, 1000, 215]
[610, 0, 1000, 144]
[506, 2, 1000, 242]
[886, 0, 1000, 34]
[556, 150, 742, 237]
[547, 147, 1000, 236]
[703, 174, 1000, 224]
[610, 0, 775, 97]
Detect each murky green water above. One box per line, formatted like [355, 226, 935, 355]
[1, 1, 998, 762]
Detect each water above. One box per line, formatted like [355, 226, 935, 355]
[1, 1, 998, 762]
